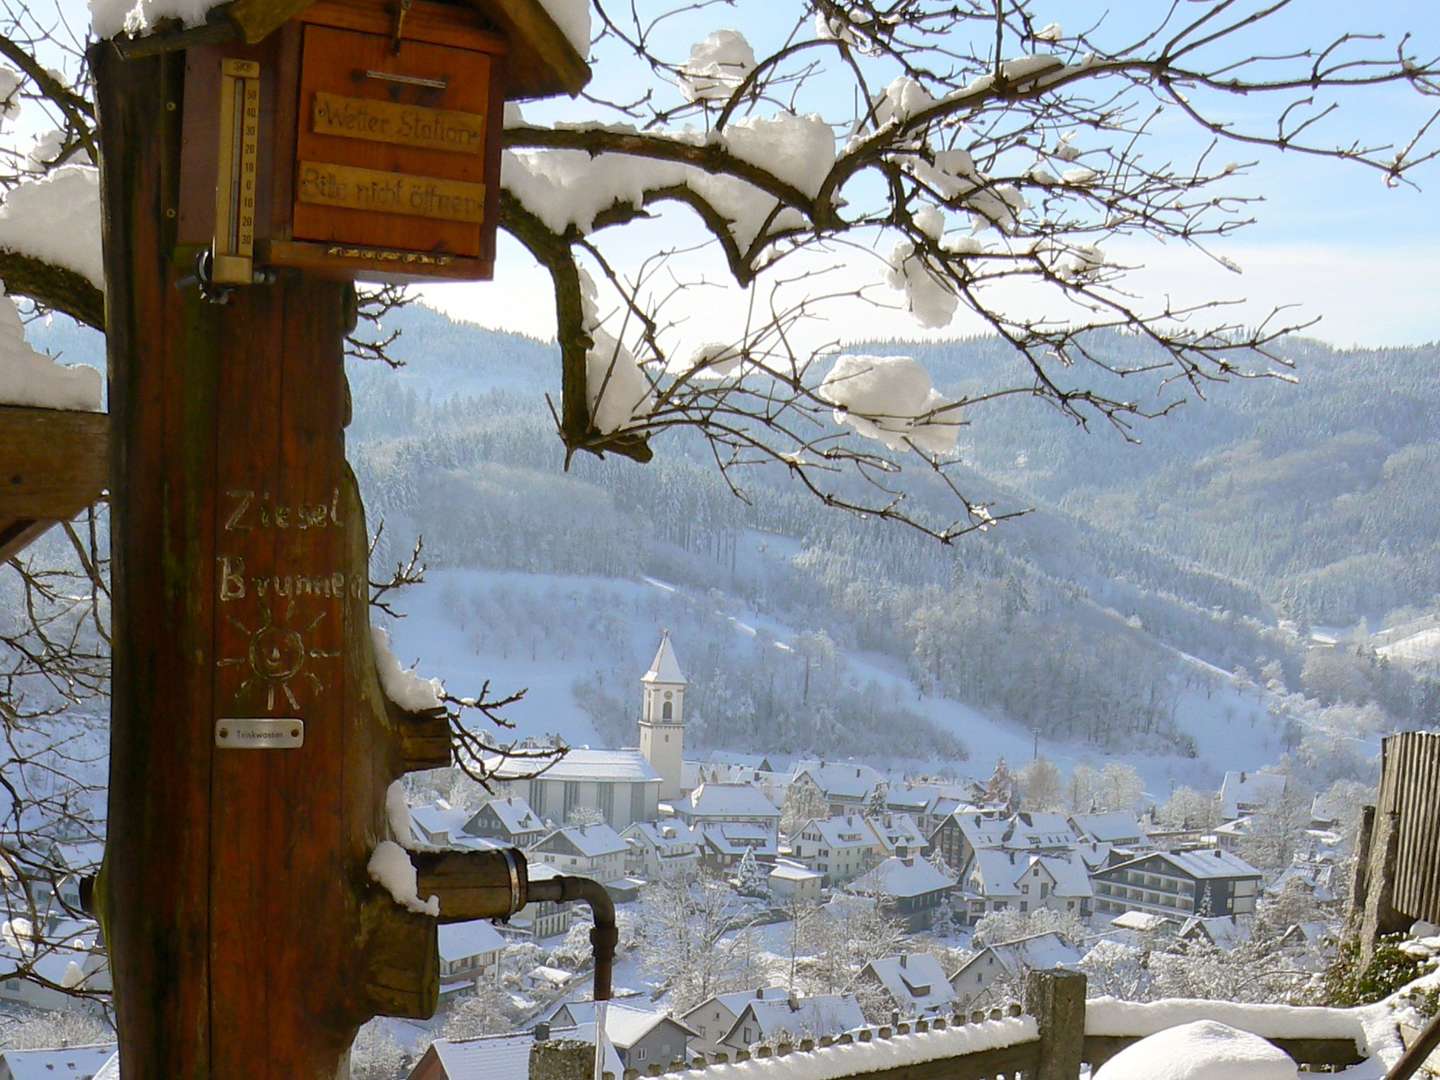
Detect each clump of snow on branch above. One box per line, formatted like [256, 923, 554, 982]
[0, 67, 22, 122]
[683, 340, 741, 379]
[0, 287, 102, 410]
[580, 269, 655, 434]
[679, 30, 755, 102]
[719, 113, 834, 198]
[873, 77, 935, 128]
[0, 166, 103, 287]
[367, 840, 439, 916]
[370, 625, 443, 711]
[818, 354, 959, 454]
[887, 240, 958, 327]
[1093, 1020, 1297, 1080]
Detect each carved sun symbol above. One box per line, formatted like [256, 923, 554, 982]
[218, 599, 341, 712]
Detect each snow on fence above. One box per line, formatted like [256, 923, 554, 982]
[530, 973, 1394, 1080]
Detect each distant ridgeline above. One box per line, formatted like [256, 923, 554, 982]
[24, 306, 1436, 757]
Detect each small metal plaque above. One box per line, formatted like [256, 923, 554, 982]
[312, 92, 486, 155]
[297, 161, 486, 224]
[216, 718, 305, 749]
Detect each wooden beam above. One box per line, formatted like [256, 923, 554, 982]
[0, 405, 109, 521]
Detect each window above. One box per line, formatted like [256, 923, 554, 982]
[663, 701, 673, 720]
[1021, 884, 1029, 894]
[637, 1048, 648, 1062]
[1020, 901, 1029, 913]
[1041, 884, 1050, 898]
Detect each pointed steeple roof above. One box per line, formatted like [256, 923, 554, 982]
[642, 630, 686, 685]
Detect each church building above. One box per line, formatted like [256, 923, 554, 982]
[639, 630, 687, 802]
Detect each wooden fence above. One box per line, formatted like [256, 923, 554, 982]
[524, 971, 1374, 1080]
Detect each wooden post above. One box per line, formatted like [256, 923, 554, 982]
[92, 40, 439, 1078]
[1360, 810, 1409, 961]
[1026, 969, 1086, 1080]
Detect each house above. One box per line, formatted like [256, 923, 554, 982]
[524, 965, 574, 992]
[768, 860, 824, 903]
[510, 862, 573, 940]
[1106, 910, 1179, 946]
[846, 855, 954, 931]
[539, 1002, 696, 1070]
[463, 796, 547, 848]
[622, 820, 702, 879]
[927, 812, 1078, 877]
[1265, 858, 1340, 906]
[1091, 849, 1264, 919]
[528, 824, 628, 883]
[0, 1044, 116, 1080]
[718, 993, 865, 1053]
[884, 783, 976, 836]
[698, 822, 780, 869]
[961, 849, 1092, 925]
[1069, 812, 1149, 848]
[857, 953, 957, 1018]
[679, 987, 792, 1056]
[868, 813, 927, 858]
[790, 761, 887, 815]
[789, 815, 883, 885]
[437, 919, 506, 996]
[1219, 770, 1288, 821]
[483, 748, 662, 831]
[409, 1026, 622, 1080]
[0, 916, 110, 1011]
[1214, 816, 1252, 853]
[949, 932, 1081, 1010]
[410, 802, 478, 848]
[1177, 915, 1254, 951]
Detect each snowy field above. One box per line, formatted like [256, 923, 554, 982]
[382, 562, 1293, 800]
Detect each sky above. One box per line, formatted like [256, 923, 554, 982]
[415, 0, 1440, 351]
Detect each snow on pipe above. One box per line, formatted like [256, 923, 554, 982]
[527, 874, 617, 1003]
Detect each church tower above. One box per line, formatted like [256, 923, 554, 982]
[639, 630, 686, 801]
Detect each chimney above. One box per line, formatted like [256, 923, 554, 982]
[1214, 850, 1223, 858]
[756, 988, 764, 999]
[855, 768, 862, 778]
[789, 994, 801, 1012]
[534, 1023, 551, 1042]
[899, 954, 907, 969]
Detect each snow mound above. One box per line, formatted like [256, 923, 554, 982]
[367, 839, 439, 916]
[818, 353, 958, 454]
[537, 0, 590, 56]
[1094, 1020, 1297, 1080]
[0, 166, 103, 287]
[371, 625, 444, 711]
[679, 30, 755, 102]
[0, 286, 102, 410]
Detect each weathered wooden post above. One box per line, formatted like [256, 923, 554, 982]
[88, 1, 587, 1074]
[1026, 969, 1086, 1080]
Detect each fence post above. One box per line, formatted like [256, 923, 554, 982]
[531, 1039, 597, 1080]
[1026, 969, 1086, 1080]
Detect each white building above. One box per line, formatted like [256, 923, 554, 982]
[949, 932, 1081, 1010]
[961, 848, 1093, 924]
[622, 820, 702, 879]
[484, 748, 662, 831]
[528, 824, 628, 883]
[857, 953, 957, 1018]
[790, 761, 887, 815]
[676, 783, 782, 868]
[1219, 770, 1288, 821]
[679, 987, 792, 1056]
[639, 631, 687, 802]
[768, 860, 824, 903]
[717, 994, 866, 1053]
[789, 815, 883, 885]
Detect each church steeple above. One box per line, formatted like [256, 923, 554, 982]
[639, 630, 685, 801]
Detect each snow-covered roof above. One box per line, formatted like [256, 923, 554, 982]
[1219, 770, 1288, 819]
[701, 822, 779, 857]
[642, 631, 687, 685]
[527, 964, 574, 986]
[438, 918, 507, 962]
[534, 823, 628, 859]
[770, 860, 823, 882]
[684, 783, 780, 820]
[1114, 849, 1263, 881]
[977, 932, 1081, 977]
[863, 953, 956, 1014]
[793, 760, 886, 801]
[543, 1001, 697, 1046]
[410, 803, 470, 843]
[1266, 860, 1337, 902]
[488, 748, 662, 784]
[1178, 915, 1254, 950]
[681, 987, 792, 1024]
[479, 795, 545, 834]
[1075, 841, 1115, 870]
[1069, 812, 1147, 844]
[869, 813, 927, 853]
[966, 849, 1091, 899]
[849, 856, 954, 899]
[624, 820, 701, 852]
[1001, 812, 1079, 849]
[800, 815, 880, 850]
[1110, 911, 1177, 933]
[729, 994, 866, 1043]
[431, 1025, 623, 1079]
[0, 1043, 116, 1080]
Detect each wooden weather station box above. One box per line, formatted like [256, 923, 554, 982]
[157, 0, 588, 283]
